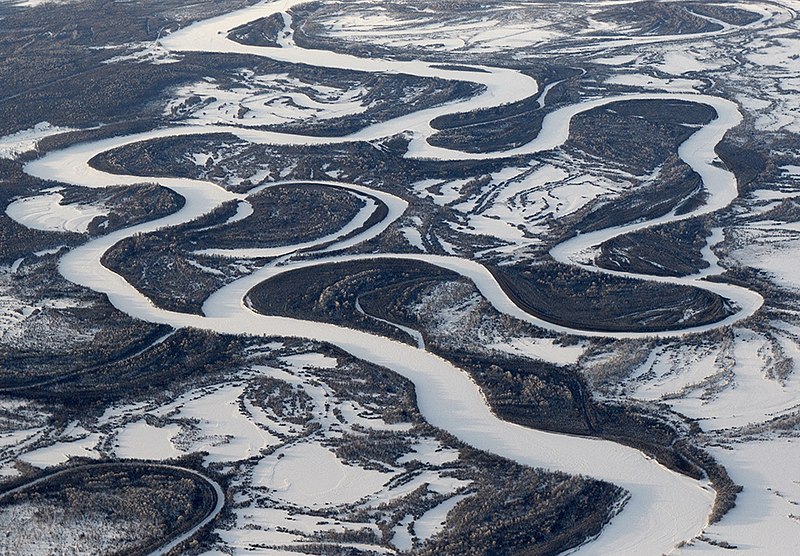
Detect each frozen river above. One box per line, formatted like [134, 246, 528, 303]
[17, 0, 775, 553]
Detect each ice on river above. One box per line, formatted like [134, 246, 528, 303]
[6, 192, 107, 234]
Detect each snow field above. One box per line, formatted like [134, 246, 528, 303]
[675, 438, 800, 554]
[165, 72, 371, 128]
[0, 122, 75, 160]
[11, 0, 800, 554]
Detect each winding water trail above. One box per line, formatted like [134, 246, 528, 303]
[14, 0, 777, 553]
[0, 462, 225, 556]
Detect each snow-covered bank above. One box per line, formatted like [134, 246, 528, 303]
[17, 0, 777, 553]
[5, 192, 107, 234]
[0, 122, 75, 160]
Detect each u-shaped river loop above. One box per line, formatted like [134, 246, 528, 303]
[19, 0, 781, 553]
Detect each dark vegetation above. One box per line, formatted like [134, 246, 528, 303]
[125, 181, 366, 249]
[300, 346, 422, 427]
[436, 348, 742, 524]
[247, 255, 732, 422]
[428, 94, 546, 154]
[430, 64, 491, 74]
[0, 1, 761, 547]
[565, 158, 705, 239]
[103, 234, 230, 314]
[101, 182, 375, 313]
[680, 442, 742, 523]
[248, 260, 738, 516]
[595, 1, 723, 35]
[539, 99, 721, 247]
[245, 260, 741, 518]
[427, 68, 580, 154]
[30, 328, 246, 404]
[188, 26, 482, 138]
[707, 263, 798, 310]
[256, 75, 481, 138]
[1, 47, 312, 140]
[568, 99, 716, 175]
[247, 258, 461, 345]
[491, 261, 733, 332]
[259, 341, 625, 556]
[228, 12, 287, 47]
[745, 197, 800, 225]
[89, 132, 386, 193]
[88, 127, 520, 201]
[715, 140, 769, 194]
[90, 133, 249, 184]
[246, 376, 316, 427]
[1, 55, 195, 136]
[1, 298, 248, 407]
[440, 348, 694, 470]
[444, 350, 596, 437]
[86, 130, 533, 261]
[0, 0, 254, 135]
[0, 254, 177, 398]
[686, 3, 763, 26]
[0, 157, 183, 264]
[0, 307, 170, 390]
[195, 184, 370, 250]
[84, 183, 183, 235]
[597, 218, 711, 277]
[288, 1, 403, 61]
[415, 453, 623, 556]
[0, 462, 218, 556]
[86, 126, 544, 258]
[0, 0, 477, 140]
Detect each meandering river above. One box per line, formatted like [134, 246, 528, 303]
[17, 0, 776, 553]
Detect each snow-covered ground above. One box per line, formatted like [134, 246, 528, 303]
[99, 41, 182, 65]
[677, 438, 800, 554]
[731, 227, 800, 291]
[254, 442, 392, 507]
[0, 502, 143, 556]
[0, 122, 75, 160]
[587, 3, 800, 134]
[624, 328, 800, 430]
[0, 0, 76, 6]
[165, 71, 372, 128]
[20, 5, 735, 551]
[0, 262, 90, 343]
[24, 351, 474, 555]
[15, 0, 780, 552]
[431, 162, 631, 255]
[285, 0, 788, 59]
[4, 0, 800, 554]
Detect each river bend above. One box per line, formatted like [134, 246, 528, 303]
[17, 0, 774, 553]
